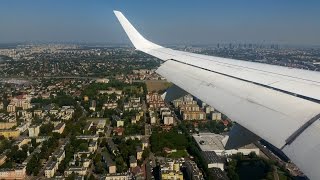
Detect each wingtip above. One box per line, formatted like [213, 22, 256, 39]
[113, 10, 121, 15]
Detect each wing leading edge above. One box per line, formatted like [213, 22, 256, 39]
[114, 10, 320, 179]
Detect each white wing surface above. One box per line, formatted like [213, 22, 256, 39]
[114, 10, 320, 179]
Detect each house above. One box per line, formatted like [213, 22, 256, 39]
[136, 146, 143, 160]
[130, 156, 137, 168]
[113, 127, 124, 136]
[107, 139, 119, 156]
[52, 123, 65, 134]
[163, 115, 174, 125]
[88, 140, 98, 153]
[96, 119, 106, 129]
[102, 151, 117, 174]
[142, 138, 149, 150]
[89, 100, 96, 111]
[0, 154, 7, 166]
[112, 115, 124, 127]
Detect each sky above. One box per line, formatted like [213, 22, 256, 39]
[0, 0, 320, 45]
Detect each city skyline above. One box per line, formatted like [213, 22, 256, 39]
[1, 0, 320, 45]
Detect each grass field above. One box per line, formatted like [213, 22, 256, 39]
[168, 150, 188, 158]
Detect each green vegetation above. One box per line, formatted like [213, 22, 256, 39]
[82, 81, 126, 97]
[31, 92, 76, 107]
[150, 128, 188, 155]
[197, 120, 231, 133]
[226, 153, 292, 180]
[125, 123, 144, 136]
[168, 149, 188, 158]
[26, 153, 40, 175]
[0, 139, 12, 154]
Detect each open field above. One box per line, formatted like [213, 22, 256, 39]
[145, 80, 172, 92]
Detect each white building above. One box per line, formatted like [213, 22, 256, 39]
[211, 112, 222, 121]
[28, 125, 40, 137]
[192, 133, 260, 156]
[0, 102, 3, 110]
[163, 116, 174, 125]
[44, 161, 58, 178]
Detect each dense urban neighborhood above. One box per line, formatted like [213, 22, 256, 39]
[0, 43, 314, 180]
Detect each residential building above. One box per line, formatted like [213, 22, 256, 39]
[136, 146, 142, 160]
[208, 168, 229, 180]
[104, 173, 130, 180]
[6, 103, 16, 112]
[89, 100, 96, 111]
[88, 140, 98, 153]
[52, 123, 65, 134]
[33, 110, 43, 117]
[202, 151, 225, 170]
[112, 115, 124, 127]
[103, 102, 118, 110]
[44, 161, 58, 178]
[0, 129, 20, 138]
[53, 149, 65, 164]
[96, 78, 109, 83]
[123, 102, 142, 112]
[64, 167, 87, 176]
[142, 138, 149, 150]
[163, 115, 174, 125]
[149, 110, 157, 124]
[107, 139, 119, 156]
[129, 156, 137, 168]
[184, 160, 204, 180]
[205, 106, 215, 114]
[182, 111, 206, 120]
[102, 151, 117, 174]
[192, 133, 260, 156]
[0, 122, 17, 130]
[0, 165, 26, 180]
[0, 154, 7, 166]
[146, 92, 165, 109]
[211, 112, 222, 121]
[161, 171, 183, 180]
[28, 125, 40, 137]
[97, 119, 106, 129]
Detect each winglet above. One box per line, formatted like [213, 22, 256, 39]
[113, 10, 162, 51]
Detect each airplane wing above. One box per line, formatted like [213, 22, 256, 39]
[114, 10, 320, 179]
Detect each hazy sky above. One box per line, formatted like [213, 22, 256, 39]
[1, 0, 320, 45]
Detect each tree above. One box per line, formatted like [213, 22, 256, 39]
[40, 123, 54, 135]
[26, 154, 40, 175]
[31, 138, 37, 147]
[142, 148, 150, 160]
[78, 142, 88, 152]
[66, 172, 76, 180]
[95, 162, 104, 174]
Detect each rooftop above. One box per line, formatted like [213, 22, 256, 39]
[202, 151, 225, 164]
[193, 133, 225, 151]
